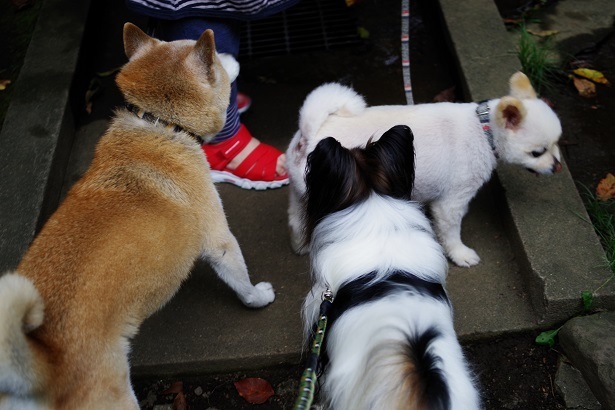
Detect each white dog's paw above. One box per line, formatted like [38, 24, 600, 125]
[448, 245, 481, 267]
[242, 282, 275, 308]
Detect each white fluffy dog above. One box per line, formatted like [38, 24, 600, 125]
[301, 125, 480, 409]
[287, 72, 562, 267]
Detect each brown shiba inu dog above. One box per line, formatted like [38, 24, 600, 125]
[0, 23, 275, 409]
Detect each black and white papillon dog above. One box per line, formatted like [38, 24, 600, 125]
[301, 125, 480, 409]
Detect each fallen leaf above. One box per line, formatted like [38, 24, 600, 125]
[572, 77, 596, 98]
[503, 18, 523, 26]
[433, 86, 456, 103]
[162, 381, 184, 395]
[357, 26, 370, 39]
[573, 68, 610, 85]
[0, 79, 10, 91]
[596, 173, 615, 201]
[84, 77, 101, 114]
[540, 96, 555, 108]
[96, 66, 121, 77]
[527, 29, 559, 37]
[9, 0, 33, 9]
[535, 328, 559, 347]
[173, 391, 186, 410]
[234, 377, 275, 404]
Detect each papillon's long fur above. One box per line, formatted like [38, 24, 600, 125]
[301, 125, 480, 409]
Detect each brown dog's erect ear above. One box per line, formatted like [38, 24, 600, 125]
[495, 96, 527, 131]
[192, 29, 217, 81]
[509, 71, 537, 100]
[123, 22, 157, 60]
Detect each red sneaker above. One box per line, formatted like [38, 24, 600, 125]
[237, 92, 252, 114]
[202, 124, 289, 190]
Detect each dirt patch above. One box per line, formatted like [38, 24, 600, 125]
[133, 367, 303, 409]
[554, 31, 615, 193]
[465, 335, 565, 410]
[132, 333, 564, 409]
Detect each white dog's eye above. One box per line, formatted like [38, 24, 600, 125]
[531, 148, 547, 158]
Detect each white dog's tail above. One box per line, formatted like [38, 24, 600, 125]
[299, 83, 366, 140]
[0, 272, 46, 397]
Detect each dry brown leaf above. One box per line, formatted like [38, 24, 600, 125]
[9, 0, 34, 9]
[503, 18, 523, 26]
[0, 79, 11, 91]
[172, 391, 186, 410]
[573, 77, 596, 98]
[527, 29, 559, 37]
[234, 377, 275, 404]
[162, 381, 184, 395]
[540, 97, 555, 109]
[433, 86, 456, 103]
[596, 173, 615, 201]
[84, 77, 101, 114]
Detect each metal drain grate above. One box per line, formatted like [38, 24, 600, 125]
[239, 0, 360, 58]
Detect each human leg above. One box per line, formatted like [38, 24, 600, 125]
[150, 17, 288, 189]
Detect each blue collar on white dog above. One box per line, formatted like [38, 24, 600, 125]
[476, 100, 499, 159]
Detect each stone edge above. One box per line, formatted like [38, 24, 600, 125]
[436, 0, 614, 327]
[0, 0, 91, 271]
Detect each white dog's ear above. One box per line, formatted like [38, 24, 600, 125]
[509, 72, 537, 99]
[495, 96, 527, 130]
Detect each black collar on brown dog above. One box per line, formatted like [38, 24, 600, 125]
[125, 103, 205, 145]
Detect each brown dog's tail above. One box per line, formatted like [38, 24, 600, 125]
[0, 272, 46, 398]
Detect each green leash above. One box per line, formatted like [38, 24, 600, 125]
[293, 289, 334, 410]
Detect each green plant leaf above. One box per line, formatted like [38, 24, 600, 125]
[582, 290, 594, 312]
[357, 26, 370, 39]
[535, 328, 559, 347]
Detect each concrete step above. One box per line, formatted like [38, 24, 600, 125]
[0, 0, 90, 269]
[555, 361, 602, 410]
[560, 311, 615, 410]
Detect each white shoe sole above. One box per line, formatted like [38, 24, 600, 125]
[210, 170, 289, 190]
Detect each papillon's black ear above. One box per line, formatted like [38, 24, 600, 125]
[364, 125, 415, 200]
[304, 137, 369, 241]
